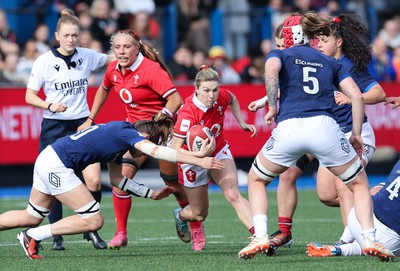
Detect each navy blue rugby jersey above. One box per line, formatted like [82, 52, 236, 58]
[51, 121, 146, 172]
[333, 55, 377, 133]
[266, 44, 350, 123]
[373, 160, 400, 236]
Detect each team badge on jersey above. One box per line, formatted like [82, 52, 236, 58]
[266, 137, 275, 151]
[49, 172, 61, 188]
[133, 74, 140, 84]
[185, 170, 196, 183]
[340, 138, 350, 153]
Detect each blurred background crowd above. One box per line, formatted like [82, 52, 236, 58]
[1, 0, 400, 87]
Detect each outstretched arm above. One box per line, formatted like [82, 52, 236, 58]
[134, 140, 224, 169]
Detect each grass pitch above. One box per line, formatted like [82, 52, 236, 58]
[0, 189, 398, 271]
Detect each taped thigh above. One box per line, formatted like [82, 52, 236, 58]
[251, 156, 278, 181]
[27, 200, 50, 219]
[74, 200, 100, 218]
[339, 158, 364, 185]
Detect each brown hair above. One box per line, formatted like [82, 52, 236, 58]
[134, 112, 175, 146]
[57, 9, 80, 32]
[194, 65, 220, 89]
[274, 23, 283, 39]
[110, 29, 172, 79]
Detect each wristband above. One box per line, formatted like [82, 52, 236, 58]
[48, 103, 54, 113]
[88, 116, 95, 121]
[161, 107, 175, 119]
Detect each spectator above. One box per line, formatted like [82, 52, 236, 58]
[368, 36, 397, 81]
[208, 46, 241, 84]
[192, 50, 209, 69]
[218, 0, 250, 60]
[17, 39, 39, 83]
[0, 52, 27, 85]
[33, 24, 51, 55]
[90, 0, 118, 52]
[78, 9, 93, 31]
[0, 9, 17, 43]
[177, 0, 211, 54]
[127, 11, 160, 46]
[392, 46, 400, 83]
[167, 45, 197, 83]
[378, 18, 400, 50]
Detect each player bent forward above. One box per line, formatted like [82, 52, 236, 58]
[0, 119, 223, 259]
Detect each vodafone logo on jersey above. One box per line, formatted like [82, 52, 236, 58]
[119, 88, 138, 107]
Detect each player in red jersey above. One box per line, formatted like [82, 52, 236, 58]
[80, 29, 189, 249]
[171, 65, 257, 250]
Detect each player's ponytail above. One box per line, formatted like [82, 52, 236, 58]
[134, 113, 174, 146]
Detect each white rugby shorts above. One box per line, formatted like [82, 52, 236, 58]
[348, 207, 400, 256]
[261, 115, 356, 168]
[344, 121, 375, 164]
[33, 146, 82, 195]
[180, 143, 232, 188]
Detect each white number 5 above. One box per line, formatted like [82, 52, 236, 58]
[303, 67, 319, 94]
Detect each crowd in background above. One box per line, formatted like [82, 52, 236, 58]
[1, 0, 400, 86]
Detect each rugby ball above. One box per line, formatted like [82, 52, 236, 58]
[186, 125, 213, 152]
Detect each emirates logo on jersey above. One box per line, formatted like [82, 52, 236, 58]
[133, 74, 139, 84]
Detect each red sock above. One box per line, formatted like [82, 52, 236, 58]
[190, 221, 202, 229]
[178, 200, 189, 209]
[248, 226, 255, 235]
[112, 190, 132, 234]
[278, 216, 292, 234]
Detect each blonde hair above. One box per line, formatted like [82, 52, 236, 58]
[110, 29, 172, 78]
[194, 65, 220, 89]
[57, 9, 80, 32]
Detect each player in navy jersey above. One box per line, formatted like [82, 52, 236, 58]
[238, 12, 394, 261]
[263, 14, 387, 253]
[307, 159, 400, 259]
[25, 9, 113, 250]
[0, 118, 224, 259]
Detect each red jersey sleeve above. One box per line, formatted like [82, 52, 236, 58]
[145, 60, 177, 98]
[102, 61, 118, 90]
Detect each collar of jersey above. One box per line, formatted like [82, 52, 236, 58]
[51, 47, 77, 64]
[192, 93, 215, 112]
[116, 52, 144, 72]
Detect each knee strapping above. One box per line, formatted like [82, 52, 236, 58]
[339, 158, 364, 184]
[160, 172, 178, 182]
[251, 156, 278, 181]
[122, 158, 139, 170]
[27, 200, 50, 219]
[74, 200, 100, 218]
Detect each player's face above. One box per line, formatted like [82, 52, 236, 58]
[318, 35, 341, 59]
[113, 35, 140, 68]
[55, 23, 79, 55]
[195, 80, 219, 107]
[275, 37, 285, 50]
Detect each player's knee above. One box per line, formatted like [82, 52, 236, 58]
[223, 187, 241, 205]
[280, 168, 300, 185]
[319, 197, 339, 207]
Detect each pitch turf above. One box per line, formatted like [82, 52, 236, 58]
[0, 190, 398, 271]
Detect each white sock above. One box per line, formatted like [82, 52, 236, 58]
[361, 228, 376, 242]
[253, 215, 268, 239]
[27, 225, 53, 241]
[338, 242, 363, 256]
[340, 226, 355, 243]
